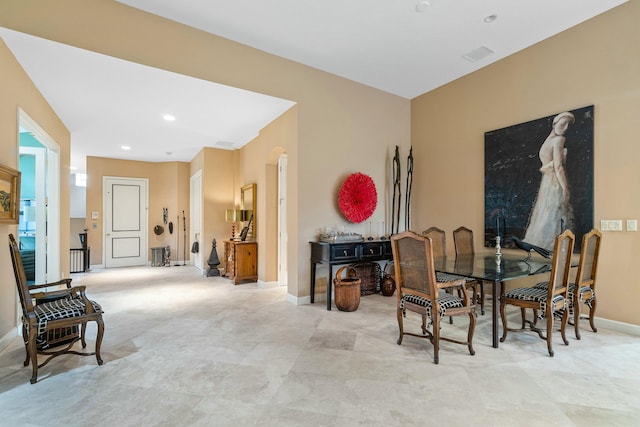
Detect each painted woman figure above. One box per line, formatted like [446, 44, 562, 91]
[524, 111, 575, 250]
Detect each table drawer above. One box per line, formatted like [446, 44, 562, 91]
[331, 245, 358, 261]
[361, 242, 385, 258]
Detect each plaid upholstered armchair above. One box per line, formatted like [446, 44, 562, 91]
[9, 234, 105, 383]
[391, 230, 476, 364]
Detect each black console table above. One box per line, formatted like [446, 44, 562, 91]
[310, 240, 392, 310]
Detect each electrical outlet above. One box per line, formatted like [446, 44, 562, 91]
[627, 219, 637, 232]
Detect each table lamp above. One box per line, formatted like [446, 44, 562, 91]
[225, 208, 242, 240]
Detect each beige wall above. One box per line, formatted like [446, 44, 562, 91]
[86, 157, 190, 265]
[411, 2, 639, 325]
[0, 37, 71, 340]
[0, 1, 410, 301]
[7, 1, 632, 329]
[236, 107, 297, 286]
[193, 148, 236, 270]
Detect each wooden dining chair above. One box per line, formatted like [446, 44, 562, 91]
[499, 230, 575, 357]
[9, 234, 105, 383]
[533, 229, 601, 339]
[391, 230, 476, 364]
[453, 226, 485, 315]
[421, 227, 446, 257]
[421, 227, 462, 323]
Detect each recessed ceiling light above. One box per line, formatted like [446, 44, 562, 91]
[163, 114, 175, 122]
[121, 145, 131, 150]
[484, 14, 497, 23]
[415, 1, 431, 13]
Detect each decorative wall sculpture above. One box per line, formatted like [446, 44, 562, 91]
[338, 172, 377, 223]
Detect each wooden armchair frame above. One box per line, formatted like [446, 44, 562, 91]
[9, 234, 105, 383]
[391, 230, 476, 364]
[499, 230, 575, 357]
[453, 226, 486, 315]
[571, 229, 601, 339]
[533, 229, 602, 339]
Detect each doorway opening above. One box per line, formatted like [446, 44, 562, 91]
[18, 109, 61, 283]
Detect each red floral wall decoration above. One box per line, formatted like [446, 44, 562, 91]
[338, 172, 377, 223]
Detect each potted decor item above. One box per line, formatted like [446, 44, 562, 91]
[381, 262, 396, 297]
[333, 266, 361, 312]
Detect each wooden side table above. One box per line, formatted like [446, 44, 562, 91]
[223, 240, 258, 284]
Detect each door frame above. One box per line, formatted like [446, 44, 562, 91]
[190, 170, 203, 271]
[18, 109, 61, 281]
[277, 154, 288, 287]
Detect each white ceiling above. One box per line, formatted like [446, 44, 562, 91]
[1, 0, 627, 174]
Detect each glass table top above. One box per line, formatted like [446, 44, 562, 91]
[433, 251, 555, 282]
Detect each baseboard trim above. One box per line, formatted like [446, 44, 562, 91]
[0, 328, 17, 353]
[257, 280, 279, 289]
[286, 293, 311, 305]
[595, 317, 640, 337]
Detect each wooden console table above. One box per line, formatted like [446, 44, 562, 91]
[224, 240, 258, 284]
[309, 240, 392, 310]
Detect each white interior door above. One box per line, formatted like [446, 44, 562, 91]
[19, 147, 46, 283]
[278, 155, 288, 287]
[104, 177, 148, 267]
[190, 170, 203, 271]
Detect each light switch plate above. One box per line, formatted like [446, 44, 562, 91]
[627, 219, 637, 232]
[601, 219, 623, 231]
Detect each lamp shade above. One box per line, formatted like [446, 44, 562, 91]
[239, 209, 253, 221]
[225, 209, 242, 222]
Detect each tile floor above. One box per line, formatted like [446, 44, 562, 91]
[0, 266, 639, 426]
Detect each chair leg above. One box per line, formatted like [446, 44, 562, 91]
[560, 309, 569, 346]
[432, 314, 440, 364]
[573, 294, 582, 340]
[546, 308, 554, 357]
[95, 317, 105, 365]
[479, 282, 485, 315]
[467, 312, 476, 356]
[589, 297, 598, 333]
[81, 322, 88, 348]
[499, 301, 508, 342]
[396, 306, 404, 345]
[28, 326, 39, 384]
[421, 314, 427, 335]
[520, 307, 527, 329]
[22, 324, 30, 367]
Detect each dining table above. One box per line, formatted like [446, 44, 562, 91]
[432, 251, 563, 348]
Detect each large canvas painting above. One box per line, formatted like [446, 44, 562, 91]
[484, 105, 594, 252]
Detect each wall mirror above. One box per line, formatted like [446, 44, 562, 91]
[240, 183, 256, 240]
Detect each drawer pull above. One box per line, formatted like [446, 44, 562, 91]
[343, 250, 348, 256]
[369, 248, 374, 254]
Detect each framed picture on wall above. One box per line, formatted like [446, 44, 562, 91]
[0, 164, 21, 224]
[484, 105, 594, 251]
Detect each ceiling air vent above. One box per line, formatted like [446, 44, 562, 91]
[462, 45, 495, 63]
[215, 141, 235, 149]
